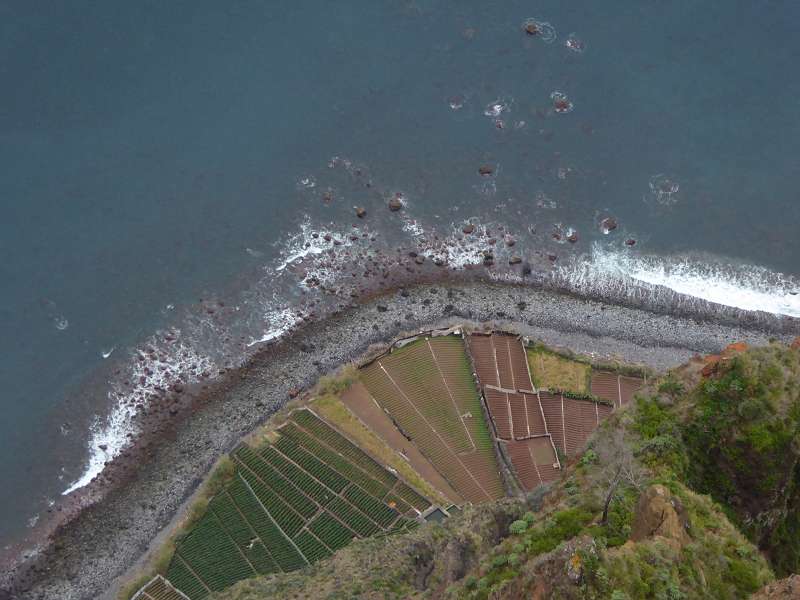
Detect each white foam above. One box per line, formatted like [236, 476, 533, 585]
[62, 335, 213, 495]
[559, 243, 800, 317]
[274, 217, 358, 274]
[246, 308, 303, 348]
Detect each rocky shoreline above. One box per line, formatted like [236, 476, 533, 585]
[2, 280, 796, 600]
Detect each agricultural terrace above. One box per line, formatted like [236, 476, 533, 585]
[527, 347, 591, 395]
[132, 575, 187, 600]
[524, 339, 643, 456]
[468, 332, 533, 392]
[128, 329, 648, 600]
[537, 391, 614, 458]
[467, 333, 643, 492]
[360, 335, 505, 503]
[591, 371, 645, 408]
[468, 333, 560, 492]
[163, 408, 426, 599]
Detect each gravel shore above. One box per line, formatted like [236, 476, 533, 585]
[2, 281, 795, 600]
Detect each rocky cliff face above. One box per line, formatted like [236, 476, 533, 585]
[682, 344, 800, 575]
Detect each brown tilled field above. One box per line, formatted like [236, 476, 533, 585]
[360, 335, 505, 504]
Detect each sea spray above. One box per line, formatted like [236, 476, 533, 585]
[550, 243, 800, 328]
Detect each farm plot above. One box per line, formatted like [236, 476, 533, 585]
[468, 333, 533, 391]
[504, 437, 561, 491]
[163, 408, 424, 599]
[361, 335, 505, 504]
[483, 387, 547, 440]
[132, 575, 188, 600]
[527, 348, 591, 395]
[536, 392, 613, 458]
[590, 371, 645, 408]
[338, 381, 463, 505]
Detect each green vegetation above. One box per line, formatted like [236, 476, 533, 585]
[360, 335, 505, 502]
[117, 455, 237, 600]
[679, 346, 800, 575]
[128, 409, 424, 600]
[126, 340, 800, 600]
[209, 343, 797, 599]
[527, 347, 591, 395]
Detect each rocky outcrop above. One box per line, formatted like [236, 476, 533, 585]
[751, 574, 800, 599]
[630, 484, 690, 549]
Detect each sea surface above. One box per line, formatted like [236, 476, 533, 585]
[2, 0, 800, 548]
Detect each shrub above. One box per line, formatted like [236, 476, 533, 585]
[509, 520, 528, 535]
[525, 508, 594, 556]
[579, 449, 598, 466]
[490, 554, 508, 569]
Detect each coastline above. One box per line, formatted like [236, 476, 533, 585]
[2, 278, 797, 600]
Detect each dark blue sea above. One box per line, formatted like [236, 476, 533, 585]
[2, 0, 799, 548]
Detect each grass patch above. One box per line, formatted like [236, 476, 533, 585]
[527, 348, 591, 395]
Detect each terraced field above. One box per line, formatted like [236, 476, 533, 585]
[163, 409, 426, 599]
[591, 371, 645, 408]
[131, 329, 646, 600]
[527, 347, 591, 395]
[468, 332, 642, 490]
[468, 332, 533, 391]
[132, 576, 187, 600]
[361, 335, 505, 503]
[506, 437, 561, 490]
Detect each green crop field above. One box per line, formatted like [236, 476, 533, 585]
[161, 408, 427, 599]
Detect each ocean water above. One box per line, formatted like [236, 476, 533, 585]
[2, 0, 799, 547]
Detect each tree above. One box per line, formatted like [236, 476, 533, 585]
[591, 427, 648, 525]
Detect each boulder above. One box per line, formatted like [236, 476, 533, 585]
[630, 484, 690, 549]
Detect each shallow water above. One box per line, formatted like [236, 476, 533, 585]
[1, 0, 799, 546]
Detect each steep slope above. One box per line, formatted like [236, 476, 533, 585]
[211, 343, 800, 600]
[678, 345, 800, 576]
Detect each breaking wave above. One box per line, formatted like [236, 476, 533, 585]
[554, 243, 800, 319]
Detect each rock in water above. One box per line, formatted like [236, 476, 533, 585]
[600, 217, 618, 234]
